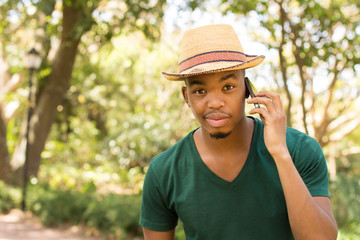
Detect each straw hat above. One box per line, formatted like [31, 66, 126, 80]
[162, 24, 265, 81]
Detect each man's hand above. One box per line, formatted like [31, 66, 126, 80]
[247, 91, 288, 158]
[247, 91, 337, 239]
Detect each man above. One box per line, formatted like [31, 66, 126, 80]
[140, 24, 337, 239]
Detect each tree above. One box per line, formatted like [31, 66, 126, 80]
[0, 0, 166, 183]
[187, 0, 360, 175]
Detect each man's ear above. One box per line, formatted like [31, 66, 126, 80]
[182, 86, 190, 107]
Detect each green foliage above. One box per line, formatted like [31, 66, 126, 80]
[331, 174, 360, 227]
[83, 194, 142, 236]
[221, 0, 257, 14]
[2, 1, 359, 239]
[0, 0, 170, 185]
[44, 31, 196, 177]
[175, 221, 186, 240]
[0, 181, 21, 213]
[213, 0, 360, 142]
[38, 158, 145, 196]
[0, 179, 142, 238]
[338, 221, 360, 240]
[27, 183, 142, 238]
[330, 153, 360, 228]
[29, 184, 90, 226]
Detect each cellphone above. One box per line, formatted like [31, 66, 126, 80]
[244, 77, 260, 108]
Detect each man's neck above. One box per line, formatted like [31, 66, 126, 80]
[194, 117, 255, 156]
[193, 117, 255, 182]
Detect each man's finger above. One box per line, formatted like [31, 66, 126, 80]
[248, 106, 269, 121]
[247, 96, 276, 113]
[254, 91, 284, 112]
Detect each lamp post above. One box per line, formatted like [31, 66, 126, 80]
[21, 48, 42, 211]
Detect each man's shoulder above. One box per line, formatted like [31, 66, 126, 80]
[286, 127, 320, 150]
[285, 127, 325, 166]
[150, 130, 195, 168]
[146, 130, 196, 185]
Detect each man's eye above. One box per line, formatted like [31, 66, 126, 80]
[194, 89, 206, 94]
[223, 85, 234, 91]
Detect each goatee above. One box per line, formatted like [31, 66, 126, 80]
[210, 131, 232, 140]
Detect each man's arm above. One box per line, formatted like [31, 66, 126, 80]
[272, 151, 337, 239]
[143, 228, 175, 240]
[248, 91, 338, 240]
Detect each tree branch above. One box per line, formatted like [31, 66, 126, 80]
[289, 24, 309, 135]
[278, 0, 292, 126]
[22, 0, 94, 177]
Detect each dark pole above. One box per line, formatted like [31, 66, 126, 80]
[21, 68, 34, 211]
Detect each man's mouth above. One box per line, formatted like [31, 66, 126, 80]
[206, 118, 229, 127]
[204, 112, 231, 128]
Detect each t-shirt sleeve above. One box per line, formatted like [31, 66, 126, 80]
[139, 163, 178, 231]
[294, 136, 330, 198]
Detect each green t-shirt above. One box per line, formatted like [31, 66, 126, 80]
[140, 118, 329, 239]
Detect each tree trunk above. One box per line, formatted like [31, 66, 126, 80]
[278, 1, 292, 126]
[0, 107, 10, 183]
[0, 53, 11, 183]
[12, 0, 87, 178]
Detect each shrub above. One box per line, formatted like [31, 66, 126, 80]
[83, 194, 142, 237]
[0, 181, 21, 213]
[330, 173, 360, 228]
[29, 184, 92, 226]
[27, 183, 142, 238]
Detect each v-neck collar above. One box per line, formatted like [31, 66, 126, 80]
[189, 117, 259, 187]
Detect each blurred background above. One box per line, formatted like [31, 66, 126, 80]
[0, 0, 359, 239]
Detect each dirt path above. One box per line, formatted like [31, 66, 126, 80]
[0, 209, 101, 240]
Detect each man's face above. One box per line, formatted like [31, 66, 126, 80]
[182, 69, 247, 139]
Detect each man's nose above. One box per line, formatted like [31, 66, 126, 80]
[207, 92, 224, 109]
